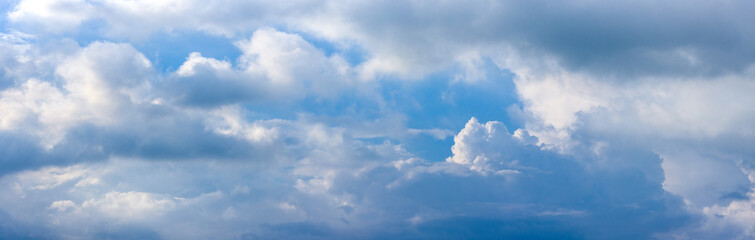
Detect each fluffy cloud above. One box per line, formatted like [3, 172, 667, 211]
[496, 48, 755, 227]
[1, 0, 754, 239]
[163, 28, 352, 107]
[445, 117, 524, 175]
[0, 41, 154, 147]
[0, 118, 693, 239]
[0, 39, 259, 175]
[8, 0, 95, 33]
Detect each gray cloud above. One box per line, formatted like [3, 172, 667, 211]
[0, 118, 695, 239]
[10, 1, 755, 79]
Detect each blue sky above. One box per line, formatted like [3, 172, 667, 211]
[0, 0, 754, 239]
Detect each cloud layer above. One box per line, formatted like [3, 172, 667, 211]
[0, 0, 754, 239]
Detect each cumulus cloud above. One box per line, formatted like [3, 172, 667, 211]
[163, 28, 352, 107]
[0, 39, 275, 174]
[0, 118, 693, 239]
[0, 41, 155, 147]
[1, 0, 754, 239]
[496, 47, 755, 228]
[445, 118, 522, 175]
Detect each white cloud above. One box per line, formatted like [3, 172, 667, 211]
[8, 0, 95, 33]
[174, 52, 233, 77]
[446, 117, 524, 175]
[702, 191, 755, 237]
[492, 47, 755, 239]
[236, 28, 352, 97]
[12, 165, 88, 191]
[0, 79, 73, 148]
[205, 105, 281, 144]
[0, 115, 694, 239]
[666, 166, 755, 239]
[660, 151, 751, 207]
[2, 0, 754, 238]
[0, 41, 154, 148]
[57, 41, 154, 107]
[49, 200, 76, 212]
[495, 50, 755, 153]
[165, 28, 353, 106]
[81, 191, 176, 220]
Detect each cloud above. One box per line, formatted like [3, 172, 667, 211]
[0, 39, 272, 173]
[11, 0, 754, 79]
[162, 28, 352, 107]
[0, 117, 695, 239]
[81, 191, 176, 220]
[8, 0, 95, 33]
[0, 79, 72, 148]
[0, 41, 155, 147]
[0, 29, 384, 178]
[445, 117, 522, 175]
[1, 0, 754, 238]
[664, 165, 755, 239]
[499, 49, 755, 223]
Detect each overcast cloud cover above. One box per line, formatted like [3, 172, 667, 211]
[0, 0, 753, 239]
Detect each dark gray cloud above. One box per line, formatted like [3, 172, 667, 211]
[10, 0, 755, 79]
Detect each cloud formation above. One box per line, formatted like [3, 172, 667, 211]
[0, 118, 691, 239]
[0, 0, 753, 239]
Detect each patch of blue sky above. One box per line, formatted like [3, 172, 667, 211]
[402, 133, 455, 162]
[58, 19, 108, 46]
[370, 57, 521, 133]
[0, 1, 9, 30]
[48, 20, 242, 73]
[238, 85, 387, 121]
[387, 61, 520, 161]
[236, 55, 521, 162]
[133, 27, 368, 77]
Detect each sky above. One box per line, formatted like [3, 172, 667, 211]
[0, 0, 753, 239]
